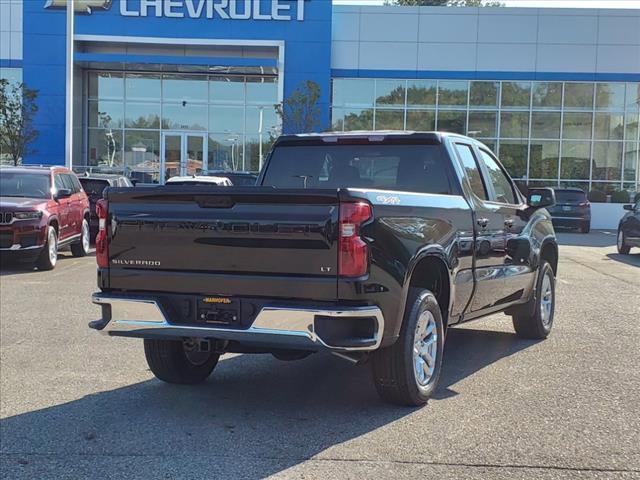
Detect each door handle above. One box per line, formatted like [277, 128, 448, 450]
[504, 218, 514, 228]
[477, 217, 489, 228]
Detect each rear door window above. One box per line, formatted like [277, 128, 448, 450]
[454, 143, 487, 200]
[79, 179, 110, 197]
[477, 149, 517, 205]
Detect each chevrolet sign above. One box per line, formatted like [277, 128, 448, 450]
[45, 0, 307, 21]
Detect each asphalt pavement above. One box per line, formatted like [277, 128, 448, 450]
[1, 231, 639, 479]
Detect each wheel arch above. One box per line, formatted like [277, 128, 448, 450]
[539, 238, 558, 275]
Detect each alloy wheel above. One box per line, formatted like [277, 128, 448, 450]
[48, 228, 58, 267]
[413, 310, 438, 387]
[540, 270, 554, 327]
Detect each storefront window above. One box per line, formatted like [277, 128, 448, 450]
[498, 140, 527, 178]
[375, 109, 405, 130]
[124, 130, 160, 183]
[88, 129, 122, 167]
[594, 113, 624, 141]
[125, 74, 161, 101]
[501, 82, 531, 109]
[343, 108, 374, 130]
[469, 81, 498, 108]
[162, 104, 208, 131]
[376, 80, 406, 108]
[208, 134, 244, 171]
[564, 83, 594, 110]
[162, 75, 208, 103]
[406, 110, 435, 130]
[563, 112, 592, 140]
[246, 76, 278, 105]
[531, 112, 560, 139]
[438, 110, 466, 134]
[500, 111, 529, 139]
[623, 143, 639, 182]
[532, 82, 562, 109]
[560, 141, 591, 180]
[332, 79, 374, 107]
[595, 83, 626, 110]
[468, 111, 497, 138]
[592, 142, 623, 181]
[88, 72, 123, 100]
[210, 76, 245, 104]
[407, 80, 437, 107]
[88, 100, 124, 129]
[125, 103, 160, 129]
[210, 105, 244, 133]
[529, 141, 559, 179]
[438, 81, 468, 107]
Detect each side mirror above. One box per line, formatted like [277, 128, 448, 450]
[623, 204, 634, 211]
[527, 188, 555, 209]
[54, 188, 72, 200]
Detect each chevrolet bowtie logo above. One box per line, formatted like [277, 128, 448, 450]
[44, 0, 112, 14]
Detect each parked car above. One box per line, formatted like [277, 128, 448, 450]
[532, 187, 591, 233]
[89, 132, 558, 406]
[206, 171, 258, 186]
[0, 166, 90, 270]
[79, 174, 133, 239]
[617, 200, 640, 254]
[165, 175, 232, 186]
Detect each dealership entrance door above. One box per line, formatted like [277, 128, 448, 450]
[161, 132, 208, 183]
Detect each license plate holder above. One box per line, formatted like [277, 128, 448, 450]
[197, 297, 240, 325]
[562, 206, 572, 211]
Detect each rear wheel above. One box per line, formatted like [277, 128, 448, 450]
[71, 219, 90, 257]
[512, 261, 555, 339]
[617, 229, 631, 254]
[372, 289, 444, 406]
[144, 339, 220, 384]
[36, 226, 58, 271]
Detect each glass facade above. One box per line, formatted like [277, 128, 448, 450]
[84, 71, 280, 182]
[332, 78, 640, 194]
[0, 67, 23, 164]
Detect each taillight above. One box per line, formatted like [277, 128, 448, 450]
[578, 202, 590, 208]
[95, 199, 109, 268]
[339, 202, 372, 277]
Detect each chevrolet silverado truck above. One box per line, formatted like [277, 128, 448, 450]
[89, 132, 558, 406]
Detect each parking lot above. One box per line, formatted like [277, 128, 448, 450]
[0, 231, 638, 479]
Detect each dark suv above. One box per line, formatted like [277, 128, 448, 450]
[0, 166, 91, 270]
[617, 200, 640, 254]
[79, 174, 132, 239]
[533, 188, 591, 233]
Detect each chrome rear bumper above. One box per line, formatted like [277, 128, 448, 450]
[91, 294, 384, 352]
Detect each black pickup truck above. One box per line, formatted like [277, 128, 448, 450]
[90, 132, 558, 406]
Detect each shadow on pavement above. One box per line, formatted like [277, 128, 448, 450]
[605, 252, 640, 268]
[0, 328, 536, 478]
[556, 231, 616, 248]
[0, 252, 94, 277]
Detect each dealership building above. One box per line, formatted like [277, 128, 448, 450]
[1, 0, 639, 193]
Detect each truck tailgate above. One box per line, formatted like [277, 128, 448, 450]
[103, 187, 339, 298]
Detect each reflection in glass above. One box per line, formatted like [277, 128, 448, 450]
[163, 75, 208, 103]
[185, 135, 205, 176]
[592, 142, 622, 181]
[245, 106, 279, 134]
[498, 140, 527, 178]
[332, 79, 374, 107]
[438, 110, 466, 134]
[210, 76, 245, 104]
[210, 105, 244, 133]
[88, 100, 123, 129]
[500, 112, 529, 138]
[529, 141, 559, 179]
[125, 74, 161, 101]
[406, 110, 435, 130]
[468, 111, 497, 138]
[125, 102, 161, 129]
[625, 112, 639, 142]
[564, 83, 594, 110]
[626, 83, 640, 111]
[563, 112, 593, 140]
[595, 83, 626, 110]
[246, 76, 278, 104]
[375, 109, 404, 130]
[88, 129, 122, 167]
[88, 72, 123, 100]
[343, 108, 374, 130]
[407, 80, 437, 106]
[162, 104, 208, 131]
[532, 82, 562, 109]
[590, 182, 619, 194]
[469, 81, 498, 107]
[501, 82, 531, 109]
[438, 81, 468, 107]
[560, 141, 590, 180]
[124, 130, 160, 183]
[208, 134, 243, 171]
[375, 80, 406, 108]
[531, 112, 560, 139]
[245, 134, 275, 172]
[594, 112, 624, 140]
[163, 134, 182, 181]
[624, 143, 639, 181]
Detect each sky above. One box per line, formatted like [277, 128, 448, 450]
[333, 0, 640, 8]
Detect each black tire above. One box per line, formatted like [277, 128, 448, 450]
[144, 339, 220, 384]
[371, 289, 444, 406]
[580, 221, 590, 234]
[36, 226, 58, 271]
[617, 229, 631, 255]
[71, 218, 90, 257]
[512, 261, 555, 339]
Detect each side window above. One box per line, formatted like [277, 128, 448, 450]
[454, 143, 487, 200]
[70, 175, 83, 193]
[477, 149, 517, 205]
[62, 174, 77, 193]
[54, 174, 65, 190]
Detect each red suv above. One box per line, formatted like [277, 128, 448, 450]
[0, 166, 90, 270]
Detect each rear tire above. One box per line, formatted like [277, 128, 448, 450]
[512, 261, 555, 339]
[144, 339, 220, 384]
[36, 226, 58, 271]
[371, 289, 444, 406]
[71, 219, 90, 257]
[580, 221, 590, 234]
[617, 229, 631, 255]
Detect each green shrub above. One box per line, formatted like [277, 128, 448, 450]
[587, 190, 607, 202]
[610, 190, 630, 203]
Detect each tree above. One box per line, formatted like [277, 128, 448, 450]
[0, 79, 39, 166]
[387, 0, 504, 6]
[276, 80, 322, 134]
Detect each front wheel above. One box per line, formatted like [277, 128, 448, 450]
[512, 261, 555, 339]
[71, 219, 90, 257]
[617, 229, 631, 255]
[36, 226, 58, 271]
[144, 339, 220, 384]
[371, 289, 444, 406]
